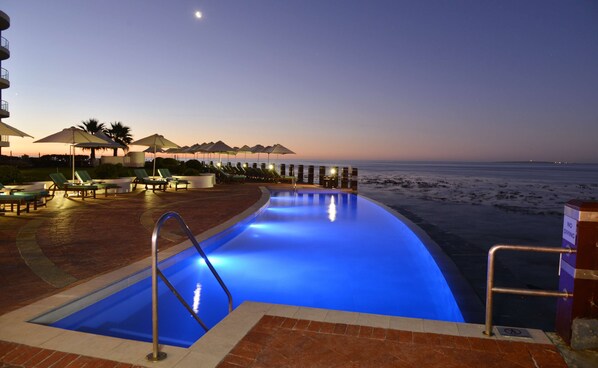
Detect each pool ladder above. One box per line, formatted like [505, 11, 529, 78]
[147, 211, 233, 362]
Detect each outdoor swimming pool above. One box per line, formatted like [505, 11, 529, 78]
[38, 191, 464, 348]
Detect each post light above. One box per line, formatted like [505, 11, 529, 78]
[268, 164, 274, 170]
[216, 162, 221, 167]
[330, 168, 337, 175]
[243, 163, 247, 168]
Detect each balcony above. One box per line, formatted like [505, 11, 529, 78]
[0, 135, 9, 148]
[0, 100, 9, 118]
[0, 36, 8, 60]
[0, 68, 9, 89]
[0, 11, 9, 31]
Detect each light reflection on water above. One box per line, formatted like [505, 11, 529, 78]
[51, 191, 463, 348]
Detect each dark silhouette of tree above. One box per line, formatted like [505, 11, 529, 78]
[77, 118, 105, 161]
[106, 121, 133, 156]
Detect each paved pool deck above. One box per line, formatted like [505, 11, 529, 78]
[0, 183, 580, 367]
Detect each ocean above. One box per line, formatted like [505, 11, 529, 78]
[268, 159, 598, 330]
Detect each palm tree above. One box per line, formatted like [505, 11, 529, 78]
[106, 121, 133, 156]
[77, 118, 105, 161]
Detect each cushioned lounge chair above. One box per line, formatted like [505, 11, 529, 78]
[0, 193, 37, 215]
[0, 184, 40, 215]
[132, 169, 167, 192]
[75, 170, 121, 197]
[49, 173, 98, 200]
[215, 167, 246, 184]
[0, 183, 51, 207]
[157, 168, 189, 191]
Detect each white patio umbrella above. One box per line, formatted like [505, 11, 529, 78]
[34, 126, 107, 181]
[266, 143, 295, 163]
[251, 144, 265, 163]
[75, 130, 125, 151]
[236, 145, 253, 163]
[0, 121, 33, 156]
[206, 140, 234, 164]
[130, 134, 180, 176]
[198, 142, 214, 162]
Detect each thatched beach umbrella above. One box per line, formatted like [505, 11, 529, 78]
[34, 126, 107, 181]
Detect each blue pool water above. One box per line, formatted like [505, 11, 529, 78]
[48, 191, 463, 347]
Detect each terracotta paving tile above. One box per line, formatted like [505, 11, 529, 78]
[229, 340, 263, 361]
[35, 352, 73, 368]
[2, 345, 30, 364]
[526, 344, 568, 368]
[280, 318, 298, 329]
[318, 322, 336, 334]
[22, 348, 53, 366]
[370, 327, 387, 340]
[412, 332, 443, 346]
[58, 354, 84, 368]
[306, 321, 324, 332]
[244, 331, 273, 346]
[216, 361, 243, 368]
[496, 339, 529, 355]
[292, 319, 310, 331]
[467, 336, 500, 352]
[358, 325, 373, 338]
[220, 353, 254, 367]
[214, 316, 569, 368]
[332, 323, 347, 335]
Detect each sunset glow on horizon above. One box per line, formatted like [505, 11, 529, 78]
[1, 1, 597, 163]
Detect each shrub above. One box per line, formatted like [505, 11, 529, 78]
[186, 159, 203, 170]
[183, 168, 200, 176]
[0, 165, 24, 184]
[94, 164, 127, 179]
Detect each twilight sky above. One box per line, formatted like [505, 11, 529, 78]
[2, 0, 597, 162]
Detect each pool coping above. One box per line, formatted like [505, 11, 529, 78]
[0, 187, 548, 367]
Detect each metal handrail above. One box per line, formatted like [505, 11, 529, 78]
[0, 36, 8, 49]
[1, 67, 8, 80]
[147, 211, 233, 362]
[484, 244, 576, 336]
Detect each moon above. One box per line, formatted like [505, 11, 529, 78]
[194, 10, 202, 19]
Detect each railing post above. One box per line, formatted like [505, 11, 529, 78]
[484, 247, 498, 336]
[147, 214, 168, 362]
[557, 200, 598, 349]
[146, 212, 233, 361]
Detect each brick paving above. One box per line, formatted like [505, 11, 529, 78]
[218, 316, 568, 368]
[0, 184, 262, 314]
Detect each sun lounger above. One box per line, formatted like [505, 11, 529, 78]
[214, 167, 246, 184]
[49, 173, 98, 200]
[0, 185, 39, 215]
[132, 169, 167, 192]
[157, 168, 189, 191]
[75, 170, 121, 197]
[0, 183, 51, 207]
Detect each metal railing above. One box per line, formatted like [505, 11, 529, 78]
[0, 36, 8, 50]
[147, 211, 233, 362]
[1, 100, 8, 112]
[484, 244, 576, 336]
[1, 67, 8, 80]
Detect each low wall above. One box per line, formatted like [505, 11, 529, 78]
[177, 174, 215, 189]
